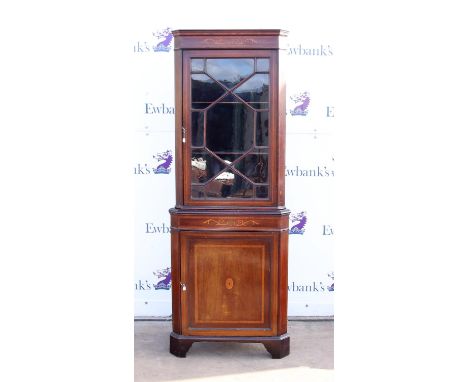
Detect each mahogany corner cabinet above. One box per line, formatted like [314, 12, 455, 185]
[169, 29, 290, 359]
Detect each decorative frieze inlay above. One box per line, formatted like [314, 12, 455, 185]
[202, 218, 260, 227]
[202, 38, 257, 46]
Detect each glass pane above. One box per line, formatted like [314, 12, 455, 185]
[206, 101, 254, 152]
[235, 152, 269, 184]
[256, 186, 269, 199]
[191, 150, 226, 184]
[205, 172, 253, 198]
[214, 153, 243, 164]
[218, 93, 239, 103]
[234, 74, 269, 104]
[256, 111, 269, 147]
[191, 74, 226, 103]
[191, 59, 204, 72]
[246, 103, 269, 110]
[256, 58, 269, 72]
[191, 112, 204, 146]
[191, 185, 205, 199]
[206, 58, 254, 88]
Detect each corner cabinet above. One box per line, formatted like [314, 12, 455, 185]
[169, 30, 290, 358]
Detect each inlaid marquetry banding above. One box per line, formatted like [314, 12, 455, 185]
[203, 38, 257, 46]
[202, 218, 260, 227]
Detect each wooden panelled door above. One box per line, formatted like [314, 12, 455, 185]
[180, 231, 278, 337]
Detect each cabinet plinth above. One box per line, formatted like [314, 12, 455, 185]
[170, 29, 289, 358]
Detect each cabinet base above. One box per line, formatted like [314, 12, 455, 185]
[169, 332, 290, 359]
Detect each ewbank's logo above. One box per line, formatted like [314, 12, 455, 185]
[153, 28, 173, 52]
[153, 267, 172, 290]
[288, 44, 333, 56]
[133, 27, 173, 53]
[290, 92, 310, 116]
[134, 150, 173, 175]
[288, 273, 335, 293]
[135, 267, 172, 291]
[327, 272, 334, 292]
[289, 211, 307, 235]
[153, 150, 173, 174]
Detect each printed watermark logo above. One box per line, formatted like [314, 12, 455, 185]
[290, 91, 310, 116]
[153, 28, 173, 52]
[153, 150, 173, 174]
[135, 267, 172, 291]
[133, 27, 173, 53]
[288, 44, 333, 56]
[289, 211, 307, 235]
[286, 158, 335, 177]
[145, 222, 171, 234]
[323, 225, 334, 235]
[153, 267, 172, 290]
[327, 272, 334, 292]
[145, 102, 175, 115]
[288, 273, 334, 293]
[134, 149, 173, 175]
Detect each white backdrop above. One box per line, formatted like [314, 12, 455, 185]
[133, 18, 336, 317]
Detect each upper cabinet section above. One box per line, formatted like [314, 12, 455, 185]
[173, 30, 287, 208]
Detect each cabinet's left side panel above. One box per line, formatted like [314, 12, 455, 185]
[170, 225, 181, 333]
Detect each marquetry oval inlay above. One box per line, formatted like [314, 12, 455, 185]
[225, 278, 234, 290]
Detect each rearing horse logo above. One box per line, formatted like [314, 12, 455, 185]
[153, 267, 172, 290]
[290, 91, 310, 116]
[289, 211, 307, 235]
[327, 272, 334, 292]
[152, 28, 173, 52]
[153, 150, 173, 174]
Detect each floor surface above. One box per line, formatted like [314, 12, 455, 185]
[135, 320, 334, 382]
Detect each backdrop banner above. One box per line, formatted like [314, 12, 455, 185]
[134, 25, 335, 317]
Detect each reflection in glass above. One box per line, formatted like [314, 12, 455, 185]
[233, 74, 269, 103]
[206, 101, 254, 152]
[206, 58, 254, 88]
[191, 59, 204, 72]
[191, 74, 225, 103]
[256, 58, 269, 72]
[191, 150, 225, 184]
[205, 172, 253, 198]
[191, 185, 205, 199]
[215, 153, 243, 164]
[191, 112, 204, 146]
[256, 111, 269, 146]
[235, 152, 269, 184]
[217, 93, 238, 103]
[256, 186, 269, 199]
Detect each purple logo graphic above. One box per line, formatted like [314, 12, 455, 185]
[152, 28, 173, 52]
[290, 92, 310, 116]
[153, 150, 173, 174]
[289, 211, 307, 235]
[153, 267, 172, 290]
[327, 272, 334, 292]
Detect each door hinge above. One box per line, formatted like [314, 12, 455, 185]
[182, 127, 186, 143]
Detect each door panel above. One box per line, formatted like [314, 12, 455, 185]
[183, 50, 278, 207]
[180, 231, 278, 336]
